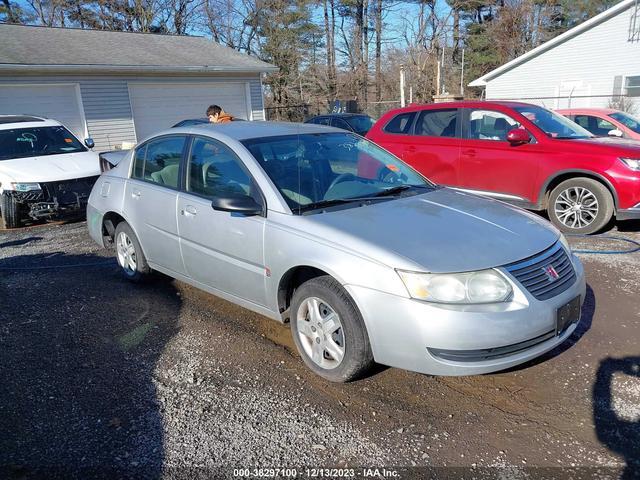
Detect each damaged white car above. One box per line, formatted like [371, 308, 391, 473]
[0, 115, 101, 229]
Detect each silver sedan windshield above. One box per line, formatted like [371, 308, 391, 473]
[242, 132, 433, 213]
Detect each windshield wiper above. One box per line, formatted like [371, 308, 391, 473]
[297, 198, 363, 213]
[298, 185, 434, 213]
[298, 195, 393, 213]
[373, 184, 432, 197]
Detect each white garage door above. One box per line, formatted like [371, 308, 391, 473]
[0, 84, 86, 139]
[128, 82, 250, 141]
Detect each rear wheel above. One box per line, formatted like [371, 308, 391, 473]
[290, 275, 374, 382]
[114, 222, 151, 282]
[0, 193, 21, 229]
[547, 178, 613, 234]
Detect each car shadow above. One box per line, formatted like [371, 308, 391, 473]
[0, 236, 43, 248]
[616, 219, 640, 233]
[0, 253, 180, 479]
[500, 284, 595, 373]
[593, 356, 640, 479]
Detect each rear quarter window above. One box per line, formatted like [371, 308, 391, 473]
[383, 112, 416, 134]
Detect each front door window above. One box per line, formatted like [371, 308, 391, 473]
[467, 110, 520, 141]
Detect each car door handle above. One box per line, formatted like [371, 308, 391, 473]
[461, 149, 476, 157]
[181, 205, 197, 217]
[131, 190, 141, 199]
[405, 146, 417, 153]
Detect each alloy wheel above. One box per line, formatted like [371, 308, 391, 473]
[554, 186, 599, 229]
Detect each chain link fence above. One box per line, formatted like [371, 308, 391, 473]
[264, 100, 403, 122]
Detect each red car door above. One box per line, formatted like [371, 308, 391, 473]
[401, 107, 461, 186]
[457, 107, 541, 204]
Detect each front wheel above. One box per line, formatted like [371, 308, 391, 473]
[290, 275, 374, 382]
[114, 222, 151, 282]
[547, 178, 614, 235]
[0, 193, 21, 229]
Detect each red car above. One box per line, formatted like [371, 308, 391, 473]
[367, 101, 640, 234]
[557, 108, 640, 141]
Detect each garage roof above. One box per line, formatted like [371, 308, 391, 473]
[0, 24, 278, 74]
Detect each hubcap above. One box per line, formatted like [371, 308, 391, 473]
[116, 231, 137, 275]
[554, 187, 599, 229]
[296, 297, 345, 370]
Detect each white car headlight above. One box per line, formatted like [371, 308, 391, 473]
[397, 269, 512, 304]
[559, 233, 572, 254]
[619, 158, 640, 171]
[11, 182, 42, 192]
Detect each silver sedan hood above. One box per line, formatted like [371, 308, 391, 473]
[300, 188, 559, 273]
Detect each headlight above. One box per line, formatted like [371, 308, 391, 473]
[559, 233, 572, 254]
[11, 182, 41, 192]
[397, 269, 512, 304]
[619, 158, 640, 171]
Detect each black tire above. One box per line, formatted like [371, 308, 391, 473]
[0, 193, 21, 229]
[114, 222, 151, 282]
[290, 275, 374, 382]
[547, 178, 614, 235]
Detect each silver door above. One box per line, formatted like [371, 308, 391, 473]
[124, 135, 187, 276]
[177, 136, 267, 306]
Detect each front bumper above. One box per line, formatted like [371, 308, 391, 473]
[7, 176, 99, 220]
[346, 252, 586, 376]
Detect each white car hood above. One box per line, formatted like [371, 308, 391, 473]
[0, 151, 101, 183]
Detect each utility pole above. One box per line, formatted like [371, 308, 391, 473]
[460, 48, 465, 97]
[400, 64, 406, 107]
[441, 47, 445, 94]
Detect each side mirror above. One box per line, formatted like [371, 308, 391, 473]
[211, 195, 263, 216]
[608, 129, 624, 138]
[84, 138, 95, 149]
[506, 128, 531, 146]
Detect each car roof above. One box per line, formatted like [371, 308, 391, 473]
[0, 115, 62, 129]
[170, 121, 344, 141]
[0, 115, 47, 124]
[312, 113, 369, 117]
[390, 100, 540, 113]
[556, 108, 618, 115]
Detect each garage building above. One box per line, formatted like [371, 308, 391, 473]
[0, 24, 277, 151]
[469, 0, 640, 110]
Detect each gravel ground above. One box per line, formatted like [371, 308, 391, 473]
[0, 220, 639, 479]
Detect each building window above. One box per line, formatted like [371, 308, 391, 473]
[626, 76, 640, 97]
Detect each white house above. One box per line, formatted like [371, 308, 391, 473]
[0, 24, 277, 152]
[469, 0, 640, 110]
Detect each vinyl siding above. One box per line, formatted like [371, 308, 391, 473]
[484, 4, 640, 110]
[0, 73, 265, 151]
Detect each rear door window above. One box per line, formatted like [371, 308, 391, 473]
[383, 112, 416, 134]
[573, 115, 617, 136]
[415, 109, 459, 137]
[131, 136, 186, 189]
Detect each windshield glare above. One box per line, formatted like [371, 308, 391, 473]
[609, 112, 640, 134]
[514, 105, 593, 139]
[242, 133, 431, 213]
[0, 126, 86, 160]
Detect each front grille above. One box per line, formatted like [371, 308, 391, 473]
[504, 242, 576, 301]
[428, 329, 556, 362]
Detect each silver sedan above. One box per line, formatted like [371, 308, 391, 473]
[87, 122, 586, 382]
